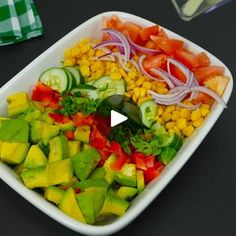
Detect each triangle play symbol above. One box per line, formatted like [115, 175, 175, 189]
[111, 110, 128, 127]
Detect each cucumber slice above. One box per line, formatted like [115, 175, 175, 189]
[159, 147, 177, 165]
[39, 67, 68, 93]
[150, 122, 166, 136]
[139, 100, 157, 128]
[159, 132, 183, 150]
[64, 67, 81, 85]
[64, 69, 76, 92]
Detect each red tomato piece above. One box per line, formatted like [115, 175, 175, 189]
[72, 113, 94, 127]
[151, 36, 184, 55]
[144, 40, 156, 49]
[169, 64, 187, 83]
[197, 52, 210, 67]
[144, 167, 161, 184]
[32, 82, 55, 101]
[90, 127, 108, 150]
[132, 152, 147, 171]
[139, 25, 160, 42]
[145, 155, 156, 168]
[74, 188, 81, 194]
[192, 92, 214, 105]
[49, 113, 70, 123]
[175, 49, 200, 70]
[111, 151, 127, 170]
[158, 28, 168, 38]
[143, 54, 169, 72]
[194, 66, 225, 84]
[122, 22, 141, 42]
[64, 130, 75, 140]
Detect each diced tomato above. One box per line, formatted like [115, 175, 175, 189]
[194, 66, 225, 84]
[49, 113, 70, 124]
[158, 28, 168, 38]
[197, 52, 210, 67]
[143, 161, 164, 183]
[72, 113, 94, 127]
[139, 25, 160, 42]
[111, 150, 127, 170]
[192, 92, 214, 105]
[146, 155, 156, 168]
[64, 130, 75, 140]
[169, 64, 187, 83]
[110, 141, 122, 152]
[90, 127, 108, 149]
[31, 82, 55, 101]
[93, 115, 111, 137]
[122, 22, 141, 43]
[151, 36, 184, 55]
[132, 152, 147, 171]
[143, 54, 169, 72]
[175, 49, 199, 70]
[145, 40, 156, 49]
[103, 15, 123, 30]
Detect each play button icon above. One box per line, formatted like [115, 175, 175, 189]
[111, 110, 128, 127]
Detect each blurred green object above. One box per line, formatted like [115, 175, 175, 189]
[0, 0, 44, 46]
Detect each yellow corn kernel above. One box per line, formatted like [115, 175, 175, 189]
[133, 87, 140, 99]
[191, 109, 202, 121]
[138, 97, 151, 105]
[162, 112, 171, 122]
[173, 127, 181, 136]
[171, 110, 180, 121]
[80, 65, 90, 77]
[176, 118, 187, 129]
[156, 117, 163, 124]
[71, 47, 80, 57]
[143, 81, 152, 90]
[80, 44, 90, 54]
[125, 92, 131, 98]
[111, 71, 122, 80]
[136, 77, 145, 86]
[156, 87, 168, 94]
[140, 87, 147, 98]
[157, 106, 164, 116]
[183, 125, 195, 137]
[126, 84, 135, 91]
[64, 58, 75, 66]
[128, 71, 136, 79]
[95, 49, 106, 57]
[64, 49, 72, 58]
[124, 76, 132, 83]
[200, 104, 210, 117]
[193, 117, 203, 128]
[119, 68, 127, 78]
[132, 94, 138, 103]
[180, 108, 190, 119]
[165, 121, 175, 130]
[166, 105, 176, 113]
[88, 49, 95, 57]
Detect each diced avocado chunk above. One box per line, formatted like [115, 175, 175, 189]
[0, 141, 3, 154]
[29, 120, 44, 143]
[136, 170, 145, 193]
[85, 187, 106, 216]
[82, 143, 92, 151]
[89, 167, 106, 180]
[59, 187, 86, 223]
[1, 142, 30, 164]
[159, 147, 177, 165]
[21, 166, 48, 188]
[23, 108, 42, 123]
[76, 192, 95, 224]
[74, 125, 91, 143]
[98, 195, 129, 217]
[115, 164, 137, 187]
[47, 159, 73, 186]
[57, 122, 75, 131]
[75, 179, 109, 191]
[44, 186, 64, 205]
[48, 135, 69, 163]
[104, 154, 117, 185]
[14, 164, 27, 175]
[38, 140, 50, 157]
[59, 176, 78, 190]
[68, 141, 80, 158]
[23, 145, 47, 168]
[72, 148, 101, 181]
[7, 92, 31, 116]
[40, 111, 54, 124]
[116, 187, 137, 200]
[0, 119, 29, 143]
[42, 124, 60, 145]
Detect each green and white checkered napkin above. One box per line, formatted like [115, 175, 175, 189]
[0, 0, 44, 46]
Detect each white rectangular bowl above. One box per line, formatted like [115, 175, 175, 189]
[0, 11, 233, 235]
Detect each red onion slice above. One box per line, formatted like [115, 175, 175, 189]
[93, 40, 123, 50]
[128, 37, 161, 55]
[138, 55, 165, 82]
[151, 68, 175, 89]
[177, 102, 201, 110]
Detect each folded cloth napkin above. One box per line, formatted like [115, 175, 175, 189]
[0, 0, 44, 46]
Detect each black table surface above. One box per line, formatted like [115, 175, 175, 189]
[0, 0, 236, 235]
